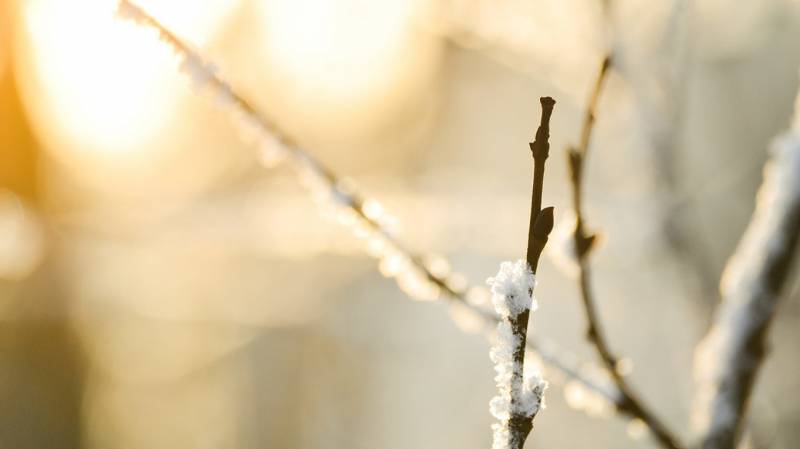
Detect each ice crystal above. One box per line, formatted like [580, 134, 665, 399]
[488, 260, 546, 449]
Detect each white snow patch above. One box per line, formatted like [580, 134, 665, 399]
[488, 260, 546, 449]
[487, 260, 536, 318]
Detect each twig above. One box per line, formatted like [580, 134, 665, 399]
[692, 88, 800, 449]
[116, 0, 622, 420]
[566, 55, 684, 449]
[526, 97, 556, 271]
[488, 100, 556, 449]
[498, 98, 556, 449]
[488, 260, 546, 449]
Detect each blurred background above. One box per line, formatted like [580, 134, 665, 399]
[1, 0, 800, 448]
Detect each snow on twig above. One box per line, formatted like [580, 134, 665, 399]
[488, 261, 547, 449]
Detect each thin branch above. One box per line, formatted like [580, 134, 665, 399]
[566, 55, 684, 449]
[499, 98, 557, 449]
[489, 260, 546, 449]
[692, 88, 800, 449]
[115, 0, 621, 412]
[526, 97, 556, 271]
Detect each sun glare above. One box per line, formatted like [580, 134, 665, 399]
[15, 0, 240, 164]
[259, 0, 424, 95]
[254, 0, 443, 139]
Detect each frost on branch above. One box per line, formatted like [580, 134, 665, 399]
[489, 260, 537, 318]
[488, 260, 547, 449]
[116, 0, 146, 23]
[692, 85, 800, 449]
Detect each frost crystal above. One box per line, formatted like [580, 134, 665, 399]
[178, 53, 217, 91]
[487, 260, 536, 318]
[519, 372, 548, 417]
[116, 0, 146, 23]
[487, 260, 546, 449]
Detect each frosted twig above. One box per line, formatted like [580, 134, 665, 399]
[488, 98, 556, 449]
[565, 55, 684, 449]
[692, 84, 800, 449]
[115, 0, 620, 416]
[489, 261, 547, 449]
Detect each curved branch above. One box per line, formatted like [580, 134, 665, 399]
[499, 98, 556, 449]
[567, 55, 684, 449]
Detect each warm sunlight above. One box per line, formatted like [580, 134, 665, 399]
[258, 0, 431, 97]
[3, 0, 800, 448]
[14, 0, 239, 162]
[253, 0, 443, 140]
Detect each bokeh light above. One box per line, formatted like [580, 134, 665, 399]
[13, 0, 240, 170]
[2, 1, 800, 448]
[0, 190, 45, 281]
[253, 0, 445, 141]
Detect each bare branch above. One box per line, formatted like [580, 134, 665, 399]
[566, 55, 684, 449]
[692, 87, 800, 449]
[527, 97, 556, 272]
[115, 0, 620, 415]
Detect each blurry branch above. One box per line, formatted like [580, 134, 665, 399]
[498, 98, 556, 449]
[628, 0, 717, 305]
[115, 0, 622, 411]
[692, 88, 800, 449]
[566, 55, 684, 449]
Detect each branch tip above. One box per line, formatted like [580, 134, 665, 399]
[601, 55, 612, 72]
[531, 98, 555, 161]
[575, 233, 597, 258]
